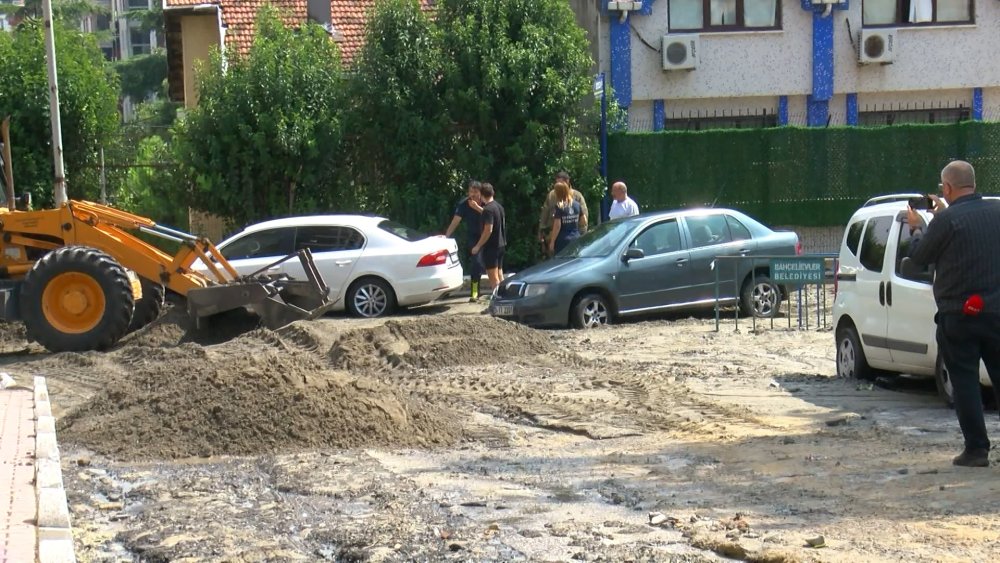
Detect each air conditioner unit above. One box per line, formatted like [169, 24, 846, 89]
[661, 34, 699, 71]
[607, 1, 643, 10]
[859, 29, 897, 64]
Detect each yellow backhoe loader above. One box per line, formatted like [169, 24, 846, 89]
[0, 118, 333, 353]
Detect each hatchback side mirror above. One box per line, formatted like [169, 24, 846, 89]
[623, 247, 644, 262]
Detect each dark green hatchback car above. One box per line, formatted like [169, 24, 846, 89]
[489, 208, 800, 328]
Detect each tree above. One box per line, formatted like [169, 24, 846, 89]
[173, 7, 347, 226]
[437, 0, 598, 265]
[347, 0, 455, 232]
[0, 20, 122, 206]
[0, 0, 108, 29]
[114, 49, 168, 101]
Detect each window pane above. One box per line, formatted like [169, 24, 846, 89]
[669, 0, 704, 30]
[710, 0, 737, 25]
[863, 0, 897, 25]
[859, 217, 892, 272]
[937, 0, 970, 21]
[726, 215, 752, 241]
[296, 226, 364, 252]
[845, 221, 864, 256]
[909, 0, 933, 22]
[744, 0, 777, 27]
[632, 220, 681, 257]
[378, 219, 427, 242]
[687, 215, 732, 248]
[222, 229, 295, 261]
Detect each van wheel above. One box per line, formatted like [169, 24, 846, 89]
[740, 275, 781, 318]
[836, 325, 875, 381]
[934, 355, 955, 408]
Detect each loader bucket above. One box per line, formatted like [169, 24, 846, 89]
[186, 248, 336, 330]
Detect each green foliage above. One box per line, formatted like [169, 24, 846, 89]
[1, 0, 108, 25]
[607, 121, 1000, 227]
[114, 49, 167, 100]
[0, 20, 122, 206]
[166, 0, 598, 268]
[437, 0, 597, 266]
[173, 7, 346, 226]
[347, 0, 454, 231]
[115, 135, 187, 229]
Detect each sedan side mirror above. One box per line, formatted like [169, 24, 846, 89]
[623, 247, 644, 262]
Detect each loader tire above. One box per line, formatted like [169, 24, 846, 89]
[20, 246, 134, 353]
[128, 278, 165, 332]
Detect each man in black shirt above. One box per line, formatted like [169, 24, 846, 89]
[472, 183, 506, 292]
[444, 180, 484, 301]
[908, 160, 1000, 467]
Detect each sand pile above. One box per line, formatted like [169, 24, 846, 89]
[59, 327, 462, 460]
[330, 316, 559, 372]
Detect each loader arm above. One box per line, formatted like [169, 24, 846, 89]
[1, 201, 334, 349]
[1, 201, 228, 296]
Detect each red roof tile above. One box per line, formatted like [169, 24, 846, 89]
[330, 0, 435, 65]
[165, 0, 307, 57]
[165, 0, 432, 64]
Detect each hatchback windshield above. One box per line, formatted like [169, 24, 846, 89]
[378, 220, 427, 242]
[558, 221, 635, 258]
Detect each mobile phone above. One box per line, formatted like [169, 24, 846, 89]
[908, 195, 934, 210]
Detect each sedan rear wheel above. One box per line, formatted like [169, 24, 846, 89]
[347, 278, 396, 318]
[740, 275, 780, 318]
[571, 293, 610, 329]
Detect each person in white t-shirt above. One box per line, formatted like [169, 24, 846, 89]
[608, 181, 640, 220]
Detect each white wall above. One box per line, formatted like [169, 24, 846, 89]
[835, 2, 1000, 94]
[630, 1, 814, 101]
[625, 0, 1000, 108]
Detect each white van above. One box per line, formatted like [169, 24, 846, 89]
[832, 194, 994, 405]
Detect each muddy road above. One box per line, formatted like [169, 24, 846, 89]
[1, 299, 997, 562]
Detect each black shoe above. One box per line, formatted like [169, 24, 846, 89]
[952, 448, 990, 467]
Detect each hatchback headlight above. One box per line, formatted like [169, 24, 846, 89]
[523, 283, 549, 297]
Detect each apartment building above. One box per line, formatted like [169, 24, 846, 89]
[582, 0, 999, 130]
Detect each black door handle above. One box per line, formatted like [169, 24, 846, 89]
[879, 281, 885, 306]
[886, 281, 893, 306]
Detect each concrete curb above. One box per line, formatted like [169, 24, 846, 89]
[33, 376, 76, 563]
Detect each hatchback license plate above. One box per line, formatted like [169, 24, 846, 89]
[450, 252, 459, 264]
[491, 304, 514, 316]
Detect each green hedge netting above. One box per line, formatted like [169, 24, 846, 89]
[607, 122, 1000, 227]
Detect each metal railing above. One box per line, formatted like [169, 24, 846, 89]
[714, 254, 839, 332]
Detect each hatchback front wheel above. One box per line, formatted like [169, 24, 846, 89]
[571, 293, 610, 329]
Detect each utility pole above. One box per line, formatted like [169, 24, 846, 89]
[42, 0, 68, 206]
[1, 117, 13, 205]
[99, 146, 107, 204]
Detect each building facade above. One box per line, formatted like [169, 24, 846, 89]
[587, 0, 999, 130]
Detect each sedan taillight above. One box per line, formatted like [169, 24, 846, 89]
[417, 249, 449, 267]
[795, 241, 803, 255]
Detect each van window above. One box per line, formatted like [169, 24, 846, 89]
[895, 220, 932, 283]
[858, 216, 892, 273]
[845, 220, 864, 256]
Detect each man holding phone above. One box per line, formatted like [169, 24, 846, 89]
[906, 160, 1000, 467]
